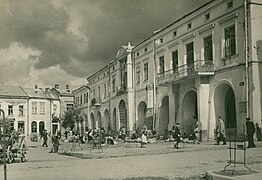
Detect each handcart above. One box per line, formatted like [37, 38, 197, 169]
[5, 134, 26, 163]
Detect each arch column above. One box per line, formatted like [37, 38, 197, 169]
[197, 82, 210, 141]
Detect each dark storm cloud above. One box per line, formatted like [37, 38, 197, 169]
[0, 0, 210, 78]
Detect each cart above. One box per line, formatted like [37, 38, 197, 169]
[1, 134, 26, 163]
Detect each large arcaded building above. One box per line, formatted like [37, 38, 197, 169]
[86, 0, 262, 140]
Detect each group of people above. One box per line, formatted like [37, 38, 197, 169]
[40, 129, 61, 153]
[215, 116, 260, 148]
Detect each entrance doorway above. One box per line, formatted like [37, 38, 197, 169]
[182, 90, 198, 137]
[159, 96, 169, 137]
[214, 83, 237, 128]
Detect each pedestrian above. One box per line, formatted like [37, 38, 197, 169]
[42, 130, 48, 147]
[246, 117, 256, 148]
[141, 126, 148, 148]
[255, 123, 261, 141]
[215, 116, 226, 145]
[173, 123, 181, 149]
[193, 124, 200, 144]
[121, 126, 126, 142]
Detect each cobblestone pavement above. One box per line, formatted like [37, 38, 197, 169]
[0, 138, 261, 180]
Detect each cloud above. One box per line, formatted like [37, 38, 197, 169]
[0, 0, 209, 89]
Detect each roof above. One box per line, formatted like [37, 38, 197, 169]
[72, 85, 90, 94]
[22, 88, 48, 99]
[133, 0, 214, 49]
[52, 88, 74, 97]
[0, 85, 28, 98]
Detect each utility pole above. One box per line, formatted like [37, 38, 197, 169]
[0, 109, 7, 180]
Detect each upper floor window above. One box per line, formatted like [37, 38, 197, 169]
[112, 75, 116, 92]
[187, 23, 192, 30]
[172, 50, 179, 72]
[104, 84, 107, 99]
[86, 93, 89, 103]
[204, 35, 213, 61]
[80, 95, 83, 105]
[93, 89, 96, 98]
[144, 62, 148, 81]
[224, 25, 236, 57]
[136, 66, 140, 83]
[8, 105, 13, 115]
[39, 102, 45, 115]
[137, 52, 140, 57]
[227, 1, 233, 10]
[205, 13, 210, 21]
[186, 42, 194, 66]
[19, 105, 24, 116]
[32, 102, 37, 115]
[159, 56, 165, 74]
[98, 86, 101, 100]
[66, 104, 73, 110]
[53, 104, 57, 112]
[144, 47, 147, 53]
[173, 31, 177, 37]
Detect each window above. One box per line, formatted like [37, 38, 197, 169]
[80, 95, 83, 105]
[173, 31, 177, 37]
[8, 105, 13, 115]
[53, 104, 57, 112]
[66, 104, 73, 110]
[204, 35, 213, 61]
[104, 84, 107, 99]
[186, 42, 194, 67]
[159, 56, 165, 74]
[32, 102, 37, 115]
[39, 102, 45, 115]
[144, 62, 148, 81]
[136, 66, 140, 83]
[19, 105, 24, 116]
[86, 93, 89, 102]
[159, 38, 164, 43]
[93, 89, 96, 98]
[172, 50, 179, 72]
[224, 25, 236, 57]
[205, 13, 210, 21]
[144, 47, 147, 52]
[137, 52, 140, 57]
[112, 75, 116, 92]
[98, 86, 101, 100]
[187, 23, 192, 30]
[227, 1, 233, 9]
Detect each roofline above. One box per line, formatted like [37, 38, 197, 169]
[133, 0, 214, 49]
[72, 85, 90, 93]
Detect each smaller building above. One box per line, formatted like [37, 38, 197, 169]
[72, 85, 90, 135]
[0, 85, 29, 134]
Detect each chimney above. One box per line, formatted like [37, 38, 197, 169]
[66, 85, 70, 92]
[55, 84, 59, 89]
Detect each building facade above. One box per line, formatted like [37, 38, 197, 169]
[0, 85, 29, 134]
[72, 85, 90, 135]
[0, 84, 74, 137]
[86, 0, 262, 140]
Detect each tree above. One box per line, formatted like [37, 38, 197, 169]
[62, 108, 81, 130]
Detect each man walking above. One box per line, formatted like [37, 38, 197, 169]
[215, 116, 226, 145]
[246, 117, 256, 148]
[42, 130, 48, 147]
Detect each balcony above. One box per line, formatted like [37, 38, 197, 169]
[158, 60, 214, 84]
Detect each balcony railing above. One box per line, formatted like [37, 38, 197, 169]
[158, 60, 214, 84]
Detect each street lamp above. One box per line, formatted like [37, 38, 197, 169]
[94, 102, 101, 129]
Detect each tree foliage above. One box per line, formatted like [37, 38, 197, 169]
[62, 108, 81, 130]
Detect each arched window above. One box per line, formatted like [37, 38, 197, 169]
[39, 121, 45, 134]
[31, 121, 37, 133]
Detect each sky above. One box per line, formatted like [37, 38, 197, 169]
[0, 0, 209, 90]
